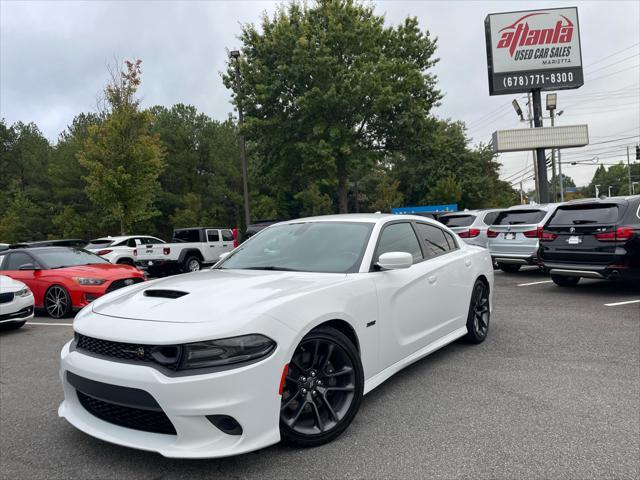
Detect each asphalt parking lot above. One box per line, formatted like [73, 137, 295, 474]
[1, 270, 639, 480]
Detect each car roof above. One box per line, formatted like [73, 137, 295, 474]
[0, 246, 81, 256]
[174, 227, 231, 231]
[561, 195, 639, 206]
[90, 235, 157, 242]
[506, 203, 561, 211]
[278, 213, 442, 225]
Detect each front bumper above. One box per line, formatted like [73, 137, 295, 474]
[59, 339, 289, 458]
[0, 293, 34, 324]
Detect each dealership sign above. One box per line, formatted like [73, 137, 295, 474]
[485, 7, 583, 95]
[492, 125, 589, 153]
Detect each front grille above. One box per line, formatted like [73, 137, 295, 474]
[0, 292, 14, 304]
[0, 305, 33, 321]
[75, 334, 180, 370]
[77, 391, 176, 435]
[105, 277, 144, 293]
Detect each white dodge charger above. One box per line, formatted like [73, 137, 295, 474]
[59, 214, 494, 458]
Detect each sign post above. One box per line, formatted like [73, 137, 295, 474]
[485, 7, 584, 203]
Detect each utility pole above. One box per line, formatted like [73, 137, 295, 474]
[608, 186, 612, 197]
[527, 93, 539, 203]
[230, 50, 251, 229]
[558, 148, 564, 202]
[519, 181, 524, 204]
[549, 108, 558, 201]
[627, 146, 633, 195]
[532, 89, 549, 203]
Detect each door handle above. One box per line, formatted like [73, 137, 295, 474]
[465, 259, 472, 267]
[428, 276, 437, 284]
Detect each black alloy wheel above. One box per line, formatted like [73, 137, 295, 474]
[45, 285, 72, 319]
[280, 327, 363, 447]
[464, 279, 490, 343]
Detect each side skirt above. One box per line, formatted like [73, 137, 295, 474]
[363, 326, 468, 395]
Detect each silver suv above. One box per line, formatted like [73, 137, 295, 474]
[438, 209, 504, 248]
[487, 203, 561, 273]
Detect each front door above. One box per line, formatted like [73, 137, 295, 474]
[205, 229, 221, 262]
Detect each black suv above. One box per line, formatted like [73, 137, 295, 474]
[539, 195, 640, 286]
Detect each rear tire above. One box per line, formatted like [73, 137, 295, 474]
[498, 263, 521, 273]
[183, 256, 201, 273]
[280, 326, 364, 447]
[463, 279, 490, 344]
[551, 275, 580, 287]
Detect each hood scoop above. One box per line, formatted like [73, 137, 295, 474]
[143, 289, 189, 299]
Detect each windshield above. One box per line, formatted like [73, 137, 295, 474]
[495, 210, 546, 225]
[549, 205, 620, 225]
[439, 215, 476, 227]
[36, 248, 110, 268]
[219, 222, 374, 273]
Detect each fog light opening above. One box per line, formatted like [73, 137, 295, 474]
[206, 415, 243, 436]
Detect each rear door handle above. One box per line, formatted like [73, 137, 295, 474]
[428, 276, 437, 284]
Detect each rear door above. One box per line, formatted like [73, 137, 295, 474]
[489, 209, 547, 255]
[542, 203, 627, 265]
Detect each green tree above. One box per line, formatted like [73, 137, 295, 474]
[224, 0, 441, 213]
[294, 183, 333, 217]
[426, 175, 462, 205]
[77, 60, 166, 234]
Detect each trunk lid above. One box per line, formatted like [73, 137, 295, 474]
[541, 203, 625, 264]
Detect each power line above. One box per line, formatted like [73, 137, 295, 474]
[582, 42, 640, 69]
[584, 53, 640, 77]
[585, 64, 640, 83]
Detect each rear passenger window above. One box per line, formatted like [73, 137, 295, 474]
[415, 223, 451, 258]
[443, 231, 458, 250]
[221, 230, 234, 242]
[376, 223, 423, 263]
[207, 230, 220, 242]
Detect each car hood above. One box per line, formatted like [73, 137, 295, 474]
[0, 274, 27, 292]
[47, 263, 142, 279]
[91, 268, 348, 323]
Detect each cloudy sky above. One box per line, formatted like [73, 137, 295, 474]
[1, 0, 638, 191]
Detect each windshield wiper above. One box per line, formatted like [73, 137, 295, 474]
[242, 266, 299, 271]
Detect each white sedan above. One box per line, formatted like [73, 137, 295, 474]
[59, 214, 494, 458]
[0, 275, 34, 329]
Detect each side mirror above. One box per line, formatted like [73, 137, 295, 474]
[218, 252, 231, 261]
[18, 263, 36, 270]
[376, 252, 413, 270]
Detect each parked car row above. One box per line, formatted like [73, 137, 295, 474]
[439, 195, 640, 287]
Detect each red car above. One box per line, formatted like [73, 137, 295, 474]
[0, 247, 146, 318]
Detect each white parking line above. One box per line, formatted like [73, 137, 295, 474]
[28, 322, 73, 326]
[604, 300, 640, 307]
[517, 280, 554, 287]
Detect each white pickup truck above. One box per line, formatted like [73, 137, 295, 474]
[134, 227, 236, 274]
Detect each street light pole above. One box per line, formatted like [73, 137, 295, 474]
[532, 89, 549, 203]
[230, 50, 251, 229]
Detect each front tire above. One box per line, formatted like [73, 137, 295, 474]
[551, 275, 580, 287]
[44, 285, 72, 319]
[280, 327, 364, 447]
[464, 279, 490, 344]
[498, 263, 521, 273]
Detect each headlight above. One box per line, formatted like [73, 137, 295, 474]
[15, 287, 31, 297]
[73, 277, 106, 286]
[179, 334, 276, 370]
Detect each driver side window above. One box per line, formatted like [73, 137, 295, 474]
[376, 223, 423, 263]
